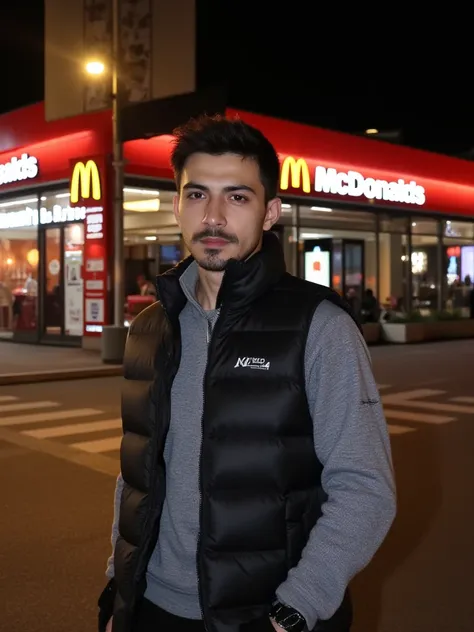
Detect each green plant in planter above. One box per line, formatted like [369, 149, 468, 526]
[432, 309, 463, 321]
[389, 310, 426, 324]
[389, 309, 464, 324]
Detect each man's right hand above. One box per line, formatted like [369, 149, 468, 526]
[105, 617, 113, 632]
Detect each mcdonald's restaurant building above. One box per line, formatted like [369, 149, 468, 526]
[2, 100, 474, 347]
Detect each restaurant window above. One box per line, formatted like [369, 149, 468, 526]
[123, 186, 182, 321]
[378, 215, 410, 312]
[410, 217, 440, 313]
[298, 206, 377, 318]
[442, 219, 474, 314]
[123, 186, 178, 288]
[0, 195, 39, 339]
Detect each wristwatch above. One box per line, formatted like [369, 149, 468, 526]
[269, 600, 307, 632]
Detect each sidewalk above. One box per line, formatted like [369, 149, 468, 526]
[0, 342, 122, 385]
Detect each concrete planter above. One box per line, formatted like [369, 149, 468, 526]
[362, 323, 382, 344]
[381, 319, 474, 344]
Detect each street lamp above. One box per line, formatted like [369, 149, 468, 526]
[84, 0, 127, 363]
[85, 60, 106, 76]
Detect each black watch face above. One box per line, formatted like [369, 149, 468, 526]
[272, 605, 306, 632]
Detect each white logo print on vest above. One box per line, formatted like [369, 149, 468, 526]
[234, 357, 270, 370]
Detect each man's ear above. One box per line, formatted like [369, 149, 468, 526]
[263, 197, 282, 231]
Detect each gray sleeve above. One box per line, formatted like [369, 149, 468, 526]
[105, 472, 124, 579]
[276, 301, 396, 628]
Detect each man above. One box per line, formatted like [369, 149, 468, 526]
[136, 273, 157, 297]
[99, 115, 396, 632]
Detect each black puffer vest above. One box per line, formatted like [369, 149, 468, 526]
[111, 233, 356, 632]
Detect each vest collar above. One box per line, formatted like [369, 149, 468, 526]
[156, 231, 286, 322]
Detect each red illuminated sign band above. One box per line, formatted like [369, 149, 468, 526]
[280, 156, 426, 206]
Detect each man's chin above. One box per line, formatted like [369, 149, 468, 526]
[191, 245, 236, 272]
[196, 256, 229, 272]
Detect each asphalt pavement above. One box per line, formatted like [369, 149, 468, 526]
[0, 443, 115, 632]
[0, 342, 122, 385]
[1, 339, 474, 631]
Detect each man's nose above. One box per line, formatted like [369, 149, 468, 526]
[202, 197, 226, 226]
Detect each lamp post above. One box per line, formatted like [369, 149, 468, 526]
[85, 0, 127, 363]
[110, 0, 125, 339]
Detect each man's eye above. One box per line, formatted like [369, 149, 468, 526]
[230, 194, 247, 202]
[188, 192, 204, 199]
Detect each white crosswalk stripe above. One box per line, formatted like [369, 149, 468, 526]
[0, 395, 122, 456]
[386, 424, 416, 435]
[383, 389, 445, 403]
[0, 387, 471, 458]
[375, 385, 459, 434]
[450, 396, 474, 404]
[0, 401, 60, 414]
[387, 399, 474, 416]
[385, 409, 455, 425]
[23, 419, 122, 439]
[383, 389, 474, 435]
[0, 408, 102, 427]
[71, 436, 122, 453]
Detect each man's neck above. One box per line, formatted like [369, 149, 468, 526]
[195, 268, 224, 311]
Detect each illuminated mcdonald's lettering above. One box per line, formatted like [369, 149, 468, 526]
[70, 159, 102, 204]
[280, 156, 311, 193]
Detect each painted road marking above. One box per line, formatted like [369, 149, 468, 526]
[387, 424, 416, 435]
[449, 396, 474, 405]
[22, 418, 122, 439]
[0, 408, 102, 427]
[382, 389, 445, 404]
[0, 401, 59, 414]
[384, 409, 455, 425]
[71, 436, 122, 454]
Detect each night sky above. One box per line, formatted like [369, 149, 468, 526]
[1, 1, 472, 157]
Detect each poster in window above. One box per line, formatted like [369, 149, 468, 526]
[64, 258, 83, 336]
[305, 248, 331, 287]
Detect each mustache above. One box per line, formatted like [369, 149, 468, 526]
[192, 229, 239, 244]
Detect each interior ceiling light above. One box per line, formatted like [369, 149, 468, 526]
[124, 188, 160, 195]
[123, 199, 160, 212]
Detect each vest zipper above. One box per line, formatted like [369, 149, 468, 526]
[197, 308, 223, 632]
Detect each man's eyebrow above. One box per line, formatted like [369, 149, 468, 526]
[223, 185, 257, 195]
[182, 182, 208, 191]
[182, 182, 257, 195]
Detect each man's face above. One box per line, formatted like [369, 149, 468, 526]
[173, 152, 281, 272]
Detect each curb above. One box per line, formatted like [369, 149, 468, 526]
[0, 365, 123, 386]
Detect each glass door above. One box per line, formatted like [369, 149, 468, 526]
[43, 227, 62, 336]
[41, 223, 84, 340]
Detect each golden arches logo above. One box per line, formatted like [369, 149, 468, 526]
[70, 160, 101, 204]
[280, 156, 311, 193]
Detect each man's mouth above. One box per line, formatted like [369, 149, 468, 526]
[200, 237, 230, 247]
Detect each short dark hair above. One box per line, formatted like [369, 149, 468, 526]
[170, 114, 280, 202]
